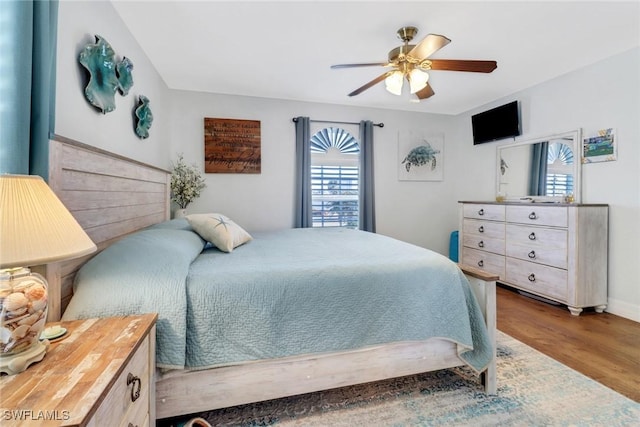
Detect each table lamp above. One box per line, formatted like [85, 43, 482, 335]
[0, 175, 97, 375]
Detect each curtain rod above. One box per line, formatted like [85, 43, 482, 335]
[292, 118, 384, 128]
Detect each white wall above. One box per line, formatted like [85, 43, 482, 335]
[169, 91, 459, 255]
[55, 0, 171, 167]
[452, 48, 640, 321]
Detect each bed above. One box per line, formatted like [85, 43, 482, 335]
[44, 135, 497, 421]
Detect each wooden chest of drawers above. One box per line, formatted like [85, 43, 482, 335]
[0, 314, 157, 426]
[459, 202, 608, 315]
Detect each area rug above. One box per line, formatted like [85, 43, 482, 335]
[159, 332, 640, 426]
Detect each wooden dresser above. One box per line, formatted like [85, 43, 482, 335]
[0, 314, 157, 426]
[459, 202, 608, 315]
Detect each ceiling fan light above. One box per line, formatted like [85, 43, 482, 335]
[409, 68, 429, 94]
[385, 71, 404, 95]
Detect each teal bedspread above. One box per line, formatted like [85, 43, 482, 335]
[62, 226, 206, 369]
[63, 222, 492, 373]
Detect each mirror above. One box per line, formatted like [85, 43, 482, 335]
[496, 129, 582, 203]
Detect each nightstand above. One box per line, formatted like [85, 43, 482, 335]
[0, 313, 157, 426]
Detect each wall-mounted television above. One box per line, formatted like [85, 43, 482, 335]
[471, 100, 521, 145]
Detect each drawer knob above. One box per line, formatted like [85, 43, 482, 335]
[529, 232, 536, 240]
[127, 373, 141, 402]
[528, 273, 536, 282]
[528, 250, 536, 259]
[477, 260, 484, 267]
[478, 226, 484, 233]
[528, 212, 538, 220]
[478, 240, 484, 248]
[478, 208, 485, 216]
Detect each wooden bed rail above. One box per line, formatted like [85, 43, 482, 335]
[459, 264, 498, 395]
[459, 264, 500, 283]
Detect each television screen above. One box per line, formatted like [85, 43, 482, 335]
[472, 101, 521, 145]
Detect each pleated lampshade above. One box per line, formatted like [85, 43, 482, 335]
[0, 174, 97, 269]
[0, 174, 97, 374]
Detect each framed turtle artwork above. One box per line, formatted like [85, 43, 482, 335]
[398, 130, 444, 181]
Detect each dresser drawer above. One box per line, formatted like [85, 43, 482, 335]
[462, 247, 505, 279]
[120, 394, 150, 427]
[505, 258, 567, 301]
[88, 336, 151, 427]
[506, 243, 567, 269]
[506, 205, 568, 227]
[463, 234, 505, 255]
[463, 219, 505, 239]
[463, 203, 505, 221]
[505, 224, 567, 268]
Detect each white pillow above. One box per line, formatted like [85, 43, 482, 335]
[186, 213, 252, 253]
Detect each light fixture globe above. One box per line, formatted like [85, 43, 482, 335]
[409, 68, 430, 94]
[384, 70, 404, 95]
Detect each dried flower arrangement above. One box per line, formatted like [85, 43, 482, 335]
[170, 154, 206, 210]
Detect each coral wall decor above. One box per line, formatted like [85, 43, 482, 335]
[78, 35, 134, 114]
[135, 95, 153, 139]
[116, 57, 134, 96]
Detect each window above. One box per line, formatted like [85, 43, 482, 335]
[310, 127, 360, 228]
[546, 142, 574, 196]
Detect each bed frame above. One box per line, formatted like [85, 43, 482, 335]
[45, 135, 497, 420]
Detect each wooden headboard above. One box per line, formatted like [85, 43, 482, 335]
[43, 135, 171, 320]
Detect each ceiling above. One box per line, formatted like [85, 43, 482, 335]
[111, 1, 640, 115]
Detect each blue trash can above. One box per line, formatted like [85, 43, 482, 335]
[449, 231, 459, 262]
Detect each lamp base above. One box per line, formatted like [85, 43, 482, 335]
[0, 340, 49, 375]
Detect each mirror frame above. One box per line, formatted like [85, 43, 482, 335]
[496, 129, 582, 203]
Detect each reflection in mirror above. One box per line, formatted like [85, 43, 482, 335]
[497, 130, 581, 202]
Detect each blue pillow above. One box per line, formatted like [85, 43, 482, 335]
[147, 218, 193, 231]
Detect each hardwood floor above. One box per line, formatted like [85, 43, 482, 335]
[496, 284, 640, 402]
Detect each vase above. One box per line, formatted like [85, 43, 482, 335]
[174, 208, 187, 219]
[0, 268, 49, 375]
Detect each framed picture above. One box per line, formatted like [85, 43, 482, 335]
[204, 118, 261, 173]
[582, 128, 616, 163]
[398, 130, 444, 181]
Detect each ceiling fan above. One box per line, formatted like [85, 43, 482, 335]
[331, 26, 497, 102]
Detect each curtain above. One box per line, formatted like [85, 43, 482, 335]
[294, 117, 312, 228]
[0, 0, 58, 176]
[359, 120, 375, 232]
[528, 141, 549, 196]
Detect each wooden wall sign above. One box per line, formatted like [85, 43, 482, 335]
[204, 118, 261, 173]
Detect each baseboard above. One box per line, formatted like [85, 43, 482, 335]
[605, 297, 640, 323]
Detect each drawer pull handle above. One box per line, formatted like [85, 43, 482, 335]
[478, 208, 485, 216]
[528, 250, 536, 259]
[529, 232, 536, 240]
[528, 273, 536, 282]
[127, 373, 141, 402]
[528, 212, 538, 220]
[477, 260, 484, 267]
[128, 424, 138, 427]
[478, 240, 484, 248]
[478, 226, 484, 233]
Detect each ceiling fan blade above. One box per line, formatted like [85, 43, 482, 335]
[408, 34, 451, 61]
[427, 59, 497, 73]
[415, 83, 435, 100]
[348, 72, 392, 96]
[331, 62, 388, 69]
